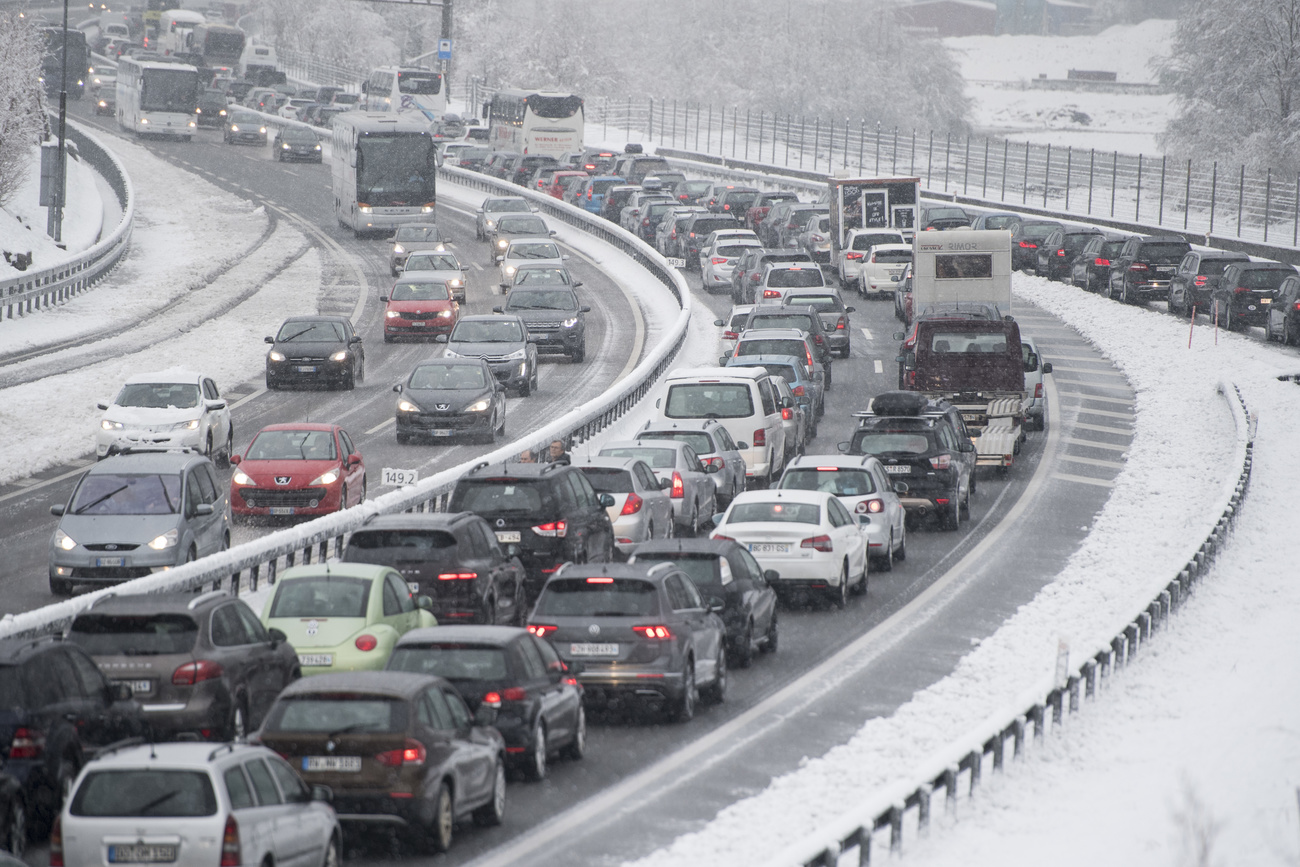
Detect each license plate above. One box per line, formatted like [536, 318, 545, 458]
[962, 413, 982, 422]
[116, 679, 153, 696]
[108, 844, 177, 863]
[269, 506, 295, 515]
[884, 465, 911, 475]
[303, 755, 361, 772]
[889, 269, 903, 276]
[749, 543, 790, 554]
[428, 429, 452, 437]
[569, 642, 619, 656]
[666, 257, 686, 268]
[96, 557, 125, 567]
[495, 531, 521, 543]
[1155, 266, 1175, 273]
[298, 654, 333, 667]
[296, 365, 317, 373]
[1260, 297, 1272, 304]
[411, 321, 426, 326]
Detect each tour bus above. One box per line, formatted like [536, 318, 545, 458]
[190, 23, 246, 71]
[332, 112, 438, 236]
[363, 66, 447, 123]
[485, 89, 584, 159]
[116, 56, 199, 140]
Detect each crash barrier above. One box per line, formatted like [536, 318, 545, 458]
[1, 119, 133, 322]
[762, 381, 1254, 867]
[0, 166, 692, 641]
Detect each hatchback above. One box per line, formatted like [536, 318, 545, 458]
[777, 456, 907, 571]
[393, 358, 507, 444]
[398, 249, 468, 303]
[222, 110, 266, 145]
[837, 229, 906, 286]
[635, 418, 748, 507]
[230, 423, 366, 518]
[575, 457, 675, 553]
[381, 276, 459, 341]
[497, 238, 568, 283]
[1167, 250, 1251, 316]
[598, 441, 719, 537]
[703, 237, 763, 293]
[782, 290, 855, 358]
[1009, 220, 1065, 270]
[486, 214, 554, 263]
[856, 244, 913, 298]
[1210, 261, 1296, 330]
[264, 316, 364, 391]
[389, 223, 448, 275]
[475, 196, 534, 240]
[273, 125, 322, 162]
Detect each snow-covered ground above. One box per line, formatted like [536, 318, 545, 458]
[0, 143, 105, 276]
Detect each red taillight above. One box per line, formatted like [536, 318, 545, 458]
[712, 534, 735, 542]
[1095, 257, 1111, 267]
[9, 726, 44, 759]
[528, 624, 557, 637]
[781, 407, 793, 420]
[482, 691, 502, 706]
[753, 428, 766, 447]
[813, 334, 824, 344]
[219, 815, 240, 867]
[172, 660, 224, 686]
[633, 625, 672, 639]
[763, 288, 781, 298]
[532, 520, 567, 537]
[846, 252, 863, 260]
[800, 534, 833, 552]
[376, 738, 426, 767]
[723, 330, 738, 339]
[642, 218, 651, 226]
[805, 347, 814, 366]
[1056, 249, 1066, 257]
[929, 454, 952, 470]
[355, 634, 379, 652]
[1035, 383, 1044, 398]
[711, 257, 727, 265]
[502, 687, 527, 701]
[793, 385, 806, 396]
[1018, 241, 1037, 248]
[50, 815, 65, 866]
[704, 456, 726, 469]
[1129, 262, 1149, 271]
[855, 498, 885, 514]
[836, 318, 846, 330]
[621, 491, 644, 515]
[1194, 275, 1208, 286]
[437, 571, 478, 580]
[670, 471, 684, 499]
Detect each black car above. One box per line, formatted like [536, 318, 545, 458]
[66, 590, 298, 740]
[600, 185, 641, 222]
[1210, 261, 1297, 330]
[393, 357, 506, 444]
[264, 315, 364, 390]
[1035, 229, 1105, 282]
[1070, 234, 1130, 293]
[0, 636, 143, 838]
[444, 314, 538, 396]
[345, 512, 526, 624]
[526, 562, 727, 721]
[223, 110, 267, 145]
[448, 461, 616, 595]
[452, 145, 492, 171]
[1009, 220, 1065, 271]
[680, 213, 741, 269]
[510, 155, 559, 187]
[1107, 235, 1193, 304]
[1265, 274, 1300, 344]
[629, 538, 779, 668]
[386, 626, 585, 781]
[195, 87, 228, 128]
[273, 126, 322, 162]
[919, 206, 972, 231]
[1167, 250, 1253, 316]
[495, 284, 590, 362]
[672, 180, 715, 207]
[711, 186, 761, 218]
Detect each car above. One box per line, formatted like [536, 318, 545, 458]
[545, 170, 589, 199]
[264, 315, 364, 390]
[774, 206, 828, 250]
[381, 274, 460, 341]
[315, 105, 347, 128]
[758, 200, 803, 246]
[66, 590, 298, 739]
[440, 141, 478, 164]
[54, 741, 340, 867]
[658, 206, 708, 258]
[745, 191, 800, 232]
[444, 314, 539, 395]
[0, 636, 144, 838]
[1021, 335, 1053, 431]
[894, 262, 915, 323]
[635, 418, 748, 507]
[636, 200, 685, 243]
[715, 303, 756, 351]
[451, 144, 492, 171]
[386, 626, 585, 781]
[92, 76, 117, 115]
[433, 112, 467, 139]
[619, 191, 673, 235]
[573, 175, 625, 215]
[782, 290, 855, 358]
[0, 771, 24, 857]
[399, 248, 468, 303]
[668, 179, 710, 206]
[278, 97, 314, 119]
[195, 87, 226, 127]
[242, 87, 276, 111]
[389, 223, 447, 274]
[597, 440, 719, 537]
[1210, 260, 1297, 330]
[222, 110, 267, 145]
[711, 186, 762, 218]
[448, 461, 617, 595]
[769, 375, 808, 459]
[270, 125, 321, 162]
[526, 561, 727, 720]
[611, 155, 672, 186]
[1265, 273, 1300, 344]
[497, 238, 568, 284]
[1070, 234, 1130, 293]
[679, 213, 742, 269]
[725, 354, 823, 434]
[48, 449, 231, 595]
[393, 357, 507, 444]
[229, 423, 366, 518]
[740, 304, 836, 370]
[837, 229, 907, 287]
[574, 457, 676, 553]
[855, 243, 913, 298]
[502, 264, 581, 291]
[259, 562, 438, 676]
[755, 262, 830, 304]
[919, 206, 972, 231]
[481, 151, 522, 181]
[797, 213, 834, 263]
[702, 235, 763, 293]
[256, 671, 506, 852]
[510, 155, 560, 187]
[777, 455, 907, 570]
[486, 213, 555, 263]
[710, 489, 868, 607]
[1035, 229, 1105, 282]
[1107, 235, 1194, 304]
[1009, 219, 1066, 271]
[344, 512, 527, 624]
[969, 211, 1021, 230]
[475, 196, 535, 240]
[600, 185, 642, 222]
[494, 283, 589, 362]
[94, 369, 234, 464]
[732, 249, 816, 303]
[1167, 250, 1252, 316]
[729, 327, 830, 391]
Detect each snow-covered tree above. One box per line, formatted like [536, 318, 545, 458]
[0, 10, 45, 208]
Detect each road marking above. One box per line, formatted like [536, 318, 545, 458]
[366, 417, 395, 434]
[1050, 366, 1126, 378]
[1063, 437, 1129, 452]
[860, 327, 873, 341]
[1059, 454, 1126, 469]
[1065, 394, 1136, 407]
[873, 359, 883, 373]
[1073, 421, 1134, 435]
[471, 263, 483, 271]
[1075, 407, 1134, 420]
[1053, 472, 1115, 488]
[1053, 379, 1134, 392]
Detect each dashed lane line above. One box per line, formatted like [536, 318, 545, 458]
[1061, 394, 1136, 407]
[1074, 407, 1135, 420]
[873, 359, 883, 373]
[1063, 437, 1130, 452]
[366, 417, 396, 435]
[1073, 421, 1135, 435]
[1053, 472, 1116, 488]
[1053, 379, 1134, 392]
[860, 327, 873, 341]
[1050, 366, 1127, 378]
[1059, 454, 1127, 470]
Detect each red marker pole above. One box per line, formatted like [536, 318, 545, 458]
[1188, 305, 1196, 348]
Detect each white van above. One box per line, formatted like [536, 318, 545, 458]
[657, 367, 787, 487]
[240, 42, 278, 78]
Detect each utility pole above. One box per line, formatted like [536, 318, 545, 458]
[440, 0, 452, 81]
[49, 0, 70, 244]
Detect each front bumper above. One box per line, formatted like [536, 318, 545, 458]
[228, 131, 266, 144]
[525, 326, 584, 354]
[50, 546, 183, 583]
[278, 147, 322, 161]
[397, 409, 494, 439]
[266, 358, 353, 386]
[96, 427, 203, 457]
[486, 359, 531, 390]
[233, 484, 340, 516]
[384, 316, 455, 337]
[1130, 279, 1174, 300]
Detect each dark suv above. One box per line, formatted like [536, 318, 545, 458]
[1106, 235, 1192, 304]
[1167, 250, 1251, 316]
[742, 305, 835, 368]
[1071, 235, 1130, 293]
[679, 213, 741, 269]
[495, 284, 590, 362]
[66, 590, 299, 740]
[711, 186, 761, 218]
[1211, 261, 1297, 331]
[1009, 220, 1065, 271]
[838, 390, 976, 530]
[1035, 229, 1105, 282]
[448, 462, 616, 595]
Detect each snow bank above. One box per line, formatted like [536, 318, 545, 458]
[1, 144, 103, 276]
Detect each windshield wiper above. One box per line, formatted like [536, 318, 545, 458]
[327, 722, 380, 739]
[278, 326, 316, 343]
[74, 484, 129, 515]
[137, 789, 182, 815]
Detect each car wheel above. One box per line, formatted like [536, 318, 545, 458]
[572, 344, 585, 363]
[496, 413, 506, 438]
[204, 432, 214, 461]
[895, 524, 907, 561]
[762, 611, 779, 653]
[670, 661, 695, 722]
[224, 696, 248, 741]
[701, 645, 727, 704]
[4, 795, 25, 859]
[943, 497, 961, 531]
[321, 836, 339, 867]
[524, 720, 547, 782]
[1286, 318, 1297, 346]
[663, 517, 674, 539]
[689, 505, 699, 537]
[830, 562, 849, 608]
[473, 761, 506, 827]
[734, 620, 754, 669]
[337, 484, 349, 513]
[561, 704, 587, 761]
[519, 374, 531, 397]
[427, 783, 454, 852]
[875, 531, 894, 574]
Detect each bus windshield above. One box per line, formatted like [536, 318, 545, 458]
[527, 95, 583, 120]
[358, 134, 436, 205]
[141, 69, 198, 112]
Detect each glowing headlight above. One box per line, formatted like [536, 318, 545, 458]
[196, 107, 202, 114]
[330, 351, 349, 362]
[230, 124, 239, 131]
[101, 419, 123, 431]
[393, 243, 405, 254]
[485, 219, 496, 229]
[314, 144, 321, 151]
[505, 348, 526, 361]
[421, 205, 433, 213]
[55, 529, 77, 551]
[447, 278, 463, 288]
[386, 310, 401, 319]
[497, 239, 508, 249]
[562, 317, 579, 328]
[268, 350, 285, 361]
[171, 419, 200, 431]
[259, 126, 266, 133]
[140, 118, 148, 125]
[219, 109, 227, 116]
[232, 470, 254, 485]
[188, 121, 196, 128]
[505, 265, 517, 276]
[310, 470, 340, 485]
[98, 100, 107, 107]
[359, 205, 373, 214]
[437, 310, 452, 318]
[464, 399, 490, 412]
[148, 529, 179, 551]
[282, 142, 291, 149]
[397, 400, 420, 413]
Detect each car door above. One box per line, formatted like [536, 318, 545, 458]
[208, 602, 260, 720]
[201, 377, 230, 451]
[243, 757, 305, 867]
[755, 379, 785, 472]
[680, 444, 714, 516]
[381, 571, 418, 635]
[65, 646, 140, 745]
[729, 548, 776, 639]
[265, 755, 329, 867]
[668, 573, 723, 684]
[337, 429, 364, 507]
[224, 763, 281, 866]
[633, 461, 672, 536]
[425, 687, 493, 809]
[472, 522, 522, 619]
[233, 602, 291, 722]
[190, 464, 224, 555]
[826, 497, 866, 578]
[516, 636, 568, 745]
[569, 472, 612, 561]
[528, 636, 578, 745]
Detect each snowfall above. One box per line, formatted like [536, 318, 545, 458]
[5, 17, 1300, 867]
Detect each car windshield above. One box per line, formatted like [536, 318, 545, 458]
[785, 294, 841, 312]
[404, 253, 457, 271]
[115, 382, 201, 409]
[71, 771, 217, 818]
[282, 128, 316, 143]
[736, 339, 806, 358]
[599, 447, 676, 469]
[534, 578, 661, 617]
[928, 208, 967, 220]
[485, 198, 530, 213]
[276, 321, 344, 342]
[451, 479, 552, 513]
[498, 216, 547, 234]
[409, 363, 487, 390]
[247, 429, 337, 461]
[513, 268, 571, 286]
[767, 268, 824, 288]
[638, 431, 714, 453]
[927, 333, 1009, 353]
[780, 468, 877, 496]
[390, 281, 451, 301]
[664, 383, 755, 419]
[70, 473, 181, 516]
[853, 431, 933, 455]
[727, 502, 820, 524]
[981, 215, 1018, 229]
[395, 225, 442, 242]
[451, 320, 523, 342]
[507, 289, 577, 310]
[578, 467, 635, 494]
[68, 614, 199, 656]
[388, 645, 509, 681]
[268, 576, 370, 618]
[266, 696, 406, 733]
[508, 243, 561, 260]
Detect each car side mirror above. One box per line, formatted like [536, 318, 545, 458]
[416, 595, 433, 611]
[267, 626, 287, 647]
[714, 319, 725, 327]
[474, 703, 499, 727]
[846, 306, 856, 313]
[96, 400, 110, 411]
[434, 333, 448, 343]
[704, 463, 719, 474]
[110, 682, 134, 702]
[311, 785, 333, 803]
[264, 336, 275, 344]
[492, 306, 504, 313]
[836, 441, 849, 453]
[549, 229, 557, 236]
[960, 441, 976, 453]
[194, 503, 215, 516]
[598, 493, 615, 508]
[718, 355, 730, 366]
[1041, 362, 1053, 374]
[229, 454, 242, 466]
[781, 397, 793, 409]
[895, 355, 906, 363]
[349, 335, 362, 344]
[379, 295, 389, 302]
[475, 208, 484, 215]
[462, 265, 470, 271]
[51, 503, 66, 517]
[735, 441, 749, 450]
[562, 254, 570, 260]
[580, 305, 591, 313]
[348, 454, 362, 467]
[707, 597, 725, 613]
[495, 255, 504, 263]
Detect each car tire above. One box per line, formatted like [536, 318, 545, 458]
[338, 484, 348, 513]
[1286, 318, 1297, 346]
[942, 497, 961, 531]
[561, 704, 587, 761]
[701, 646, 727, 704]
[572, 344, 585, 363]
[3, 794, 26, 859]
[734, 620, 754, 669]
[396, 431, 411, 445]
[670, 662, 695, 723]
[473, 761, 507, 827]
[875, 531, 894, 573]
[895, 525, 907, 561]
[205, 432, 214, 461]
[829, 562, 849, 608]
[321, 836, 339, 867]
[215, 424, 234, 469]
[224, 695, 248, 741]
[427, 783, 454, 852]
[519, 375, 531, 397]
[523, 721, 547, 782]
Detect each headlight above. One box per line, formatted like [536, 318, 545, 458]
[101, 419, 123, 431]
[310, 470, 340, 485]
[230, 124, 239, 131]
[330, 350, 349, 362]
[147, 529, 179, 551]
[282, 142, 291, 149]
[98, 100, 107, 107]
[140, 118, 148, 125]
[232, 470, 254, 485]
[259, 126, 267, 133]
[268, 350, 285, 361]
[437, 310, 452, 318]
[393, 243, 405, 254]
[171, 419, 200, 431]
[497, 239, 508, 249]
[359, 205, 372, 214]
[562, 316, 579, 328]
[386, 310, 401, 318]
[397, 400, 420, 413]
[464, 399, 490, 412]
[55, 529, 77, 551]
[314, 144, 322, 151]
[195, 107, 202, 114]
[505, 348, 526, 361]
[421, 205, 434, 214]
[485, 219, 496, 229]
[447, 278, 463, 288]
[188, 121, 196, 128]
[505, 265, 517, 276]
[219, 109, 227, 116]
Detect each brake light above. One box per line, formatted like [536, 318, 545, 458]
[621, 491, 644, 515]
[1018, 241, 1037, 248]
[219, 815, 239, 867]
[846, 252, 863, 260]
[712, 257, 727, 265]
[1056, 249, 1066, 257]
[836, 318, 846, 330]
[855, 498, 885, 514]
[481, 692, 502, 707]
[800, 534, 833, 552]
[753, 428, 766, 447]
[871, 253, 879, 262]
[670, 472, 684, 499]
[528, 624, 558, 637]
[763, 289, 781, 298]
[355, 634, 379, 652]
[781, 407, 793, 420]
[633, 625, 672, 639]
[532, 521, 567, 537]
[1035, 383, 1044, 398]
[9, 726, 44, 759]
[172, 660, 224, 686]
[805, 347, 814, 366]
[712, 534, 735, 542]
[1130, 262, 1149, 271]
[376, 738, 427, 767]
[813, 334, 824, 344]
[1194, 275, 1208, 286]
[792, 385, 805, 396]
[723, 330, 738, 339]
[751, 273, 761, 282]
[704, 456, 726, 469]
[929, 454, 952, 470]
[438, 572, 478, 580]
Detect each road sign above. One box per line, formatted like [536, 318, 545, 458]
[382, 468, 419, 486]
[437, 39, 452, 59]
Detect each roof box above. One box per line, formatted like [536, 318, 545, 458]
[869, 391, 931, 416]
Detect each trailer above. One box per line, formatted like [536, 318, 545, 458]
[827, 176, 920, 266]
[911, 229, 1012, 314]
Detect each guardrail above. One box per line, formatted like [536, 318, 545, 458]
[763, 380, 1253, 867]
[1, 120, 134, 322]
[0, 166, 692, 641]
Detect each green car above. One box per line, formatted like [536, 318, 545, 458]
[260, 563, 437, 676]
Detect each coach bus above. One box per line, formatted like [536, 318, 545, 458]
[190, 23, 246, 73]
[116, 56, 199, 140]
[486, 89, 584, 159]
[363, 66, 447, 123]
[39, 27, 89, 100]
[331, 112, 438, 236]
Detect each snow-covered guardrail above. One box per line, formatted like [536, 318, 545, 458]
[1, 120, 134, 322]
[763, 381, 1254, 867]
[0, 166, 691, 641]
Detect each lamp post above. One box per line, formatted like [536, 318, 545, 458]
[48, 0, 70, 244]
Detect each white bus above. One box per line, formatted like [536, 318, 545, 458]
[116, 56, 199, 140]
[486, 89, 584, 159]
[363, 66, 446, 123]
[156, 8, 207, 58]
[331, 112, 438, 236]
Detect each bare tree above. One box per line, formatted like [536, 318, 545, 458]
[0, 9, 46, 209]
[1170, 777, 1223, 867]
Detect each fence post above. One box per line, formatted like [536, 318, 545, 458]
[1158, 155, 1167, 226]
[892, 126, 898, 174]
[1238, 164, 1246, 237]
[1022, 141, 1030, 204]
[963, 135, 970, 194]
[696, 104, 701, 152]
[745, 108, 751, 160]
[1001, 139, 1008, 201]
[1065, 146, 1072, 211]
[1088, 149, 1095, 214]
[786, 115, 793, 167]
[982, 138, 989, 196]
[1135, 155, 1143, 222]
[1210, 161, 1217, 234]
[671, 99, 677, 148]
[926, 131, 934, 185]
[1293, 174, 1299, 246]
[1110, 151, 1118, 217]
[944, 132, 951, 190]
[648, 97, 654, 142]
[812, 116, 820, 171]
[1185, 159, 1192, 230]
[1043, 143, 1051, 207]
[706, 103, 712, 151]
[799, 116, 806, 169]
[756, 111, 763, 162]
[910, 128, 917, 176]
[1264, 168, 1272, 241]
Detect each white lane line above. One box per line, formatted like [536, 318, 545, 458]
[471, 263, 483, 271]
[1074, 407, 1134, 420]
[1063, 436, 1130, 452]
[873, 359, 883, 373]
[366, 417, 395, 435]
[860, 326, 873, 341]
[1053, 472, 1116, 488]
[1060, 394, 1136, 407]
[1050, 366, 1127, 378]
[1059, 454, 1126, 469]
[1073, 421, 1134, 435]
[1053, 379, 1134, 392]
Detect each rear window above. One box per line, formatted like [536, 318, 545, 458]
[872, 249, 913, 264]
[749, 314, 815, 332]
[767, 268, 825, 288]
[784, 294, 841, 312]
[736, 339, 806, 358]
[387, 645, 508, 681]
[664, 383, 755, 419]
[71, 770, 217, 817]
[578, 467, 634, 494]
[264, 695, 407, 734]
[852, 431, 934, 455]
[1235, 268, 1293, 289]
[779, 468, 877, 496]
[450, 479, 554, 514]
[637, 431, 714, 454]
[1139, 242, 1191, 262]
[68, 614, 199, 656]
[718, 245, 754, 257]
[690, 218, 738, 236]
[633, 554, 721, 588]
[1198, 259, 1243, 277]
[926, 333, 1009, 354]
[534, 578, 661, 617]
[268, 576, 370, 618]
[346, 530, 457, 553]
[851, 233, 904, 250]
[599, 447, 676, 469]
[1020, 224, 1060, 239]
[726, 502, 820, 525]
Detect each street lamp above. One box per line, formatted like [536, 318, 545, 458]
[50, 0, 70, 244]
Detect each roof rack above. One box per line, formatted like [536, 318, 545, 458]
[187, 589, 230, 610]
[467, 461, 491, 475]
[207, 742, 244, 761]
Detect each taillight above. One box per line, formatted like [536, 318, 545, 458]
[219, 815, 240, 867]
[763, 289, 781, 298]
[1056, 249, 1066, 256]
[633, 625, 672, 639]
[532, 521, 567, 537]
[712, 534, 735, 542]
[781, 407, 793, 420]
[751, 273, 761, 282]
[846, 252, 863, 260]
[1018, 241, 1037, 248]
[502, 687, 527, 701]
[929, 454, 952, 470]
[836, 318, 846, 330]
[621, 491, 644, 515]
[753, 428, 766, 447]
[711, 257, 727, 265]
[528, 624, 558, 637]
[805, 347, 814, 366]
[670, 472, 684, 499]
[855, 498, 885, 514]
[9, 726, 44, 759]
[704, 456, 726, 469]
[793, 385, 805, 396]
[723, 330, 738, 339]
[1129, 262, 1149, 271]
[1194, 275, 1208, 286]
[376, 738, 427, 767]
[355, 634, 379, 652]
[481, 692, 502, 707]
[438, 571, 478, 580]
[1095, 257, 1111, 267]
[813, 334, 824, 344]
[172, 660, 224, 686]
[1035, 383, 1044, 398]
[800, 534, 833, 552]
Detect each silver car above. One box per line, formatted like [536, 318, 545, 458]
[777, 454, 908, 570]
[575, 456, 676, 553]
[401, 249, 469, 303]
[771, 376, 807, 460]
[485, 213, 555, 263]
[702, 237, 763, 295]
[390, 222, 447, 275]
[635, 418, 747, 506]
[497, 238, 568, 284]
[598, 440, 718, 536]
[475, 196, 535, 240]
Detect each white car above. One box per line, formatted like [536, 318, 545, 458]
[711, 489, 868, 607]
[776, 455, 908, 570]
[697, 229, 759, 272]
[1021, 335, 1053, 430]
[599, 440, 719, 536]
[575, 456, 676, 553]
[56, 741, 341, 867]
[702, 237, 763, 294]
[497, 237, 568, 283]
[856, 243, 913, 298]
[95, 369, 234, 465]
[714, 303, 756, 351]
[837, 229, 907, 286]
[278, 97, 314, 120]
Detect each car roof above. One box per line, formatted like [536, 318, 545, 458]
[458, 313, 525, 324]
[464, 461, 571, 479]
[73, 590, 233, 617]
[785, 454, 876, 470]
[86, 741, 274, 769]
[602, 439, 688, 453]
[277, 670, 443, 700]
[668, 366, 764, 382]
[122, 368, 203, 385]
[355, 512, 478, 533]
[274, 562, 396, 583]
[641, 417, 724, 432]
[575, 455, 646, 472]
[737, 328, 813, 340]
[728, 354, 804, 369]
[550, 561, 677, 583]
[0, 634, 66, 665]
[629, 538, 739, 557]
[85, 450, 209, 474]
[280, 314, 348, 324]
[256, 422, 337, 433]
[395, 625, 528, 647]
[730, 489, 832, 505]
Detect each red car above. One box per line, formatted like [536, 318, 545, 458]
[381, 275, 459, 342]
[229, 423, 366, 518]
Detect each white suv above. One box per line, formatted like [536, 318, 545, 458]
[95, 369, 234, 466]
[56, 741, 340, 867]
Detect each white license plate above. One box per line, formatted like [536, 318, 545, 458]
[495, 531, 521, 544]
[296, 365, 317, 373]
[1260, 296, 1272, 303]
[411, 321, 426, 326]
[303, 755, 361, 772]
[666, 257, 686, 268]
[569, 642, 619, 656]
[269, 506, 295, 516]
[116, 679, 153, 696]
[298, 654, 333, 667]
[749, 543, 790, 554]
[961, 413, 982, 422]
[108, 844, 177, 863]
[884, 465, 911, 475]
[96, 556, 125, 567]
[429, 429, 452, 437]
